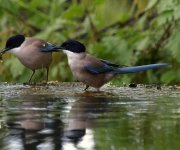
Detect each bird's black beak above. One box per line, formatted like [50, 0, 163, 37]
[40, 43, 64, 52]
[0, 47, 10, 55]
[53, 46, 64, 51]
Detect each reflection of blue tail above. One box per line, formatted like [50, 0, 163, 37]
[113, 64, 169, 74]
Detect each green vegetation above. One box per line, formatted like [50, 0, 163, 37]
[0, 0, 179, 84]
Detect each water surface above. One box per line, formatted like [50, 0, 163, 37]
[0, 83, 179, 150]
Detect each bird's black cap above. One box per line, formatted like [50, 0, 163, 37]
[60, 40, 86, 53]
[5, 34, 25, 49]
[0, 34, 25, 54]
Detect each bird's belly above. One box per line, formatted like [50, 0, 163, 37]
[18, 52, 52, 70]
[71, 67, 114, 88]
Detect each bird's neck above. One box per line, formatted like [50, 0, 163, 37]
[63, 50, 86, 60]
[8, 47, 21, 56]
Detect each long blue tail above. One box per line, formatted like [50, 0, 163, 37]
[113, 63, 169, 74]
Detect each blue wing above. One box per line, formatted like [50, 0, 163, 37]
[84, 59, 126, 74]
[84, 64, 114, 74]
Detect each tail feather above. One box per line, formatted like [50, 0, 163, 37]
[113, 63, 169, 74]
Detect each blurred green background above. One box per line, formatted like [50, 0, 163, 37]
[0, 0, 179, 84]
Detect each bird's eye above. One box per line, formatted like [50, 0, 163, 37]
[42, 43, 46, 47]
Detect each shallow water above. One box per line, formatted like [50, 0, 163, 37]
[0, 83, 179, 150]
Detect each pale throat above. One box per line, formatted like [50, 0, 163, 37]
[63, 50, 86, 66]
[63, 50, 86, 59]
[8, 47, 21, 55]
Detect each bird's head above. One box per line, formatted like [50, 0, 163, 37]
[0, 34, 25, 55]
[59, 40, 86, 53]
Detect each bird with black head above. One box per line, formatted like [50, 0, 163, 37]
[0, 34, 60, 83]
[42, 40, 169, 91]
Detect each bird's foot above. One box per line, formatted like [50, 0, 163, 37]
[84, 85, 89, 91]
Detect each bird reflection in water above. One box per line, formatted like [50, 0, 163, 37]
[63, 94, 109, 149]
[2, 92, 109, 150]
[3, 95, 64, 150]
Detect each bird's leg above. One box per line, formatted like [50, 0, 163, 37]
[46, 67, 49, 82]
[84, 85, 89, 91]
[28, 70, 35, 83]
